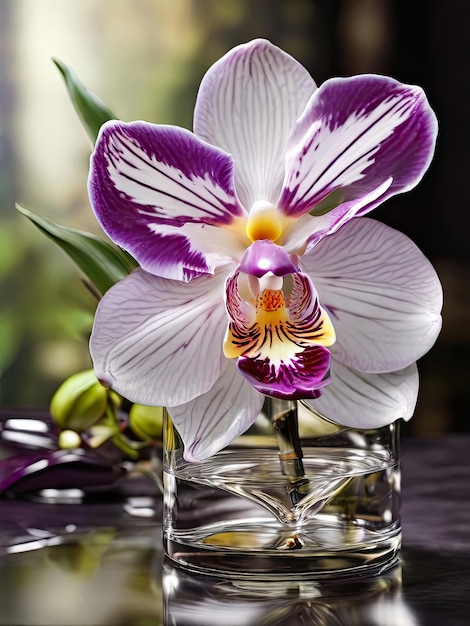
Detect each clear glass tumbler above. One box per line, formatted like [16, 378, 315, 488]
[163, 398, 401, 579]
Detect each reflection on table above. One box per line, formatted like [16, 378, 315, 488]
[163, 559, 410, 625]
[0, 435, 469, 625]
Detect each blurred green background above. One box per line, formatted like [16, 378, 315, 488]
[0, 0, 468, 436]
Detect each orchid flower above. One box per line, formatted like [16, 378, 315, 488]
[88, 39, 442, 461]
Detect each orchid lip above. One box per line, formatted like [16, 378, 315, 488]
[224, 262, 336, 401]
[236, 345, 332, 400]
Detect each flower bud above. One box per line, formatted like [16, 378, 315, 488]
[58, 429, 82, 450]
[50, 369, 109, 432]
[128, 404, 164, 442]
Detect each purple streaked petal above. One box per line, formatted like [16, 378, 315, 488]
[282, 179, 392, 255]
[306, 179, 394, 250]
[307, 360, 419, 428]
[278, 75, 437, 226]
[287, 273, 335, 347]
[194, 39, 316, 209]
[237, 345, 331, 400]
[89, 121, 244, 280]
[90, 267, 230, 407]
[239, 240, 300, 277]
[143, 221, 244, 281]
[288, 271, 320, 322]
[224, 267, 256, 334]
[302, 218, 442, 373]
[168, 360, 264, 462]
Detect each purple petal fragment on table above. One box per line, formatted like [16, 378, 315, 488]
[0, 449, 123, 496]
[0, 410, 123, 497]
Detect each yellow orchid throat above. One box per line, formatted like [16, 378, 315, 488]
[223, 284, 336, 363]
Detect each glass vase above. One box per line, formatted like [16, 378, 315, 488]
[163, 397, 401, 579]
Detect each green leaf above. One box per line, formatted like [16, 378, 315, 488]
[16, 204, 137, 294]
[52, 57, 117, 143]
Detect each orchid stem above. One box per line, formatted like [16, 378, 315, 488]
[268, 397, 310, 506]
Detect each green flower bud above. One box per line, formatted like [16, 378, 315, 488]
[58, 429, 82, 450]
[50, 369, 109, 432]
[128, 404, 164, 442]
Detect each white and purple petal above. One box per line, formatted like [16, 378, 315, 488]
[307, 360, 419, 429]
[302, 218, 442, 373]
[281, 178, 392, 255]
[194, 39, 317, 209]
[90, 267, 230, 407]
[147, 221, 245, 281]
[168, 360, 264, 462]
[278, 75, 438, 233]
[89, 121, 245, 280]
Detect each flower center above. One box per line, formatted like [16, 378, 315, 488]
[256, 289, 285, 312]
[246, 201, 283, 242]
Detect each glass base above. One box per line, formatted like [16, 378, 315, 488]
[164, 522, 401, 580]
[163, 403, 401, 580]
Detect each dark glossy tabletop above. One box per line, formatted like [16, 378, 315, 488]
[0, 434, 469, 626]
